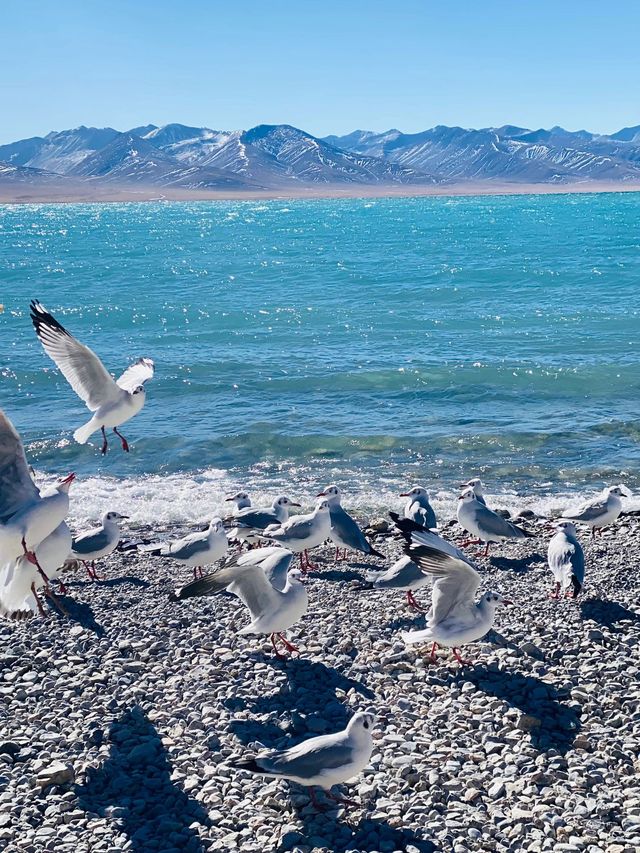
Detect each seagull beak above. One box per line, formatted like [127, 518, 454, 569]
[316, 491, 326, 497]
[502, 599, 513, 605]
[458, 494, 466, 500]
[61, 472, 76, 485]
[120, 515, 130, 520]
[399, 492, 410, 497]
[290, 502, 302, 507]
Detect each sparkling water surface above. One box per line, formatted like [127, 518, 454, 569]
[1, 194, 639, 524]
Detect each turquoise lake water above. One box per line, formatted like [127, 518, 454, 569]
[1, 194, 639, 524]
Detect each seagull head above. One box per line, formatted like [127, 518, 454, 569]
[132, 384, 146, 396]
[458, 487, 476, 503]
[347, 711, 376, 737]
[274, 495, 302, 508]
[482, 590, 512, 608]
[460, 477, 483, 493]
[400, 485, 428, 499]
[554, 520, 577, 537]
[316, 484, 340, 501]
[105, 511, 129, 524]
[608, 485, 630, 498]
[55, 472, 76, 493]
[315, 498, 331, 513]
[287, 567, 305, 584]
[225, 491, 249, 502]
[208, 517, 225, 533]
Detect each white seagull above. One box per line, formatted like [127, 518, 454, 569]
[561, 485, 628, 537]
[171, 553, 307, 658]
[30, 300, 154, 454]
[459, 478, 487, 506]
[71, 511, 129, 580]
[457, 487, 535, 556]
[393, 515, 512, 665]
[226, 496, 301, 549]
[547, 521, 585, 599]
[365, 555, 431, 612]
[146, 517, 228, 579]
[231, 546, 295, 591]
[400, 485, 438, 529]
[316, 485, 384, 561]
[234, 711, 375, 809]
[0, 408, 74, 575]
[262, 498, 332, 571]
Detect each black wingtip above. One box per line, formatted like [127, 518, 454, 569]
[389, 512, 430, 540]
[233, 757, 263, 774]
[29, 300, 70, 338]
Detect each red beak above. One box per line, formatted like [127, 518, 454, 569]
[290, 502, 302, 507]
[61, 472, 76, 484]
[316, 491, 326, 497]
[502, 599, 513, 605]
[399, 492, 410, 497]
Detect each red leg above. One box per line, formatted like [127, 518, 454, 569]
[22, 539, 51, 586]
[270, 633, 287, 660]
[31, 582, 46, 617]
[303, 549, 318, 570]
[57, 578, 68, 595]
[452, 647, 472, 666]
[308, 787, 327, 810]
[406, 590, 425, 612]
[428, 642, 439, 664]
[113, 427, 129, 452]
[326, 789, 359, 808]
[549, 581, 560, 600]
[483, 542, 490, 557]
[90, 560, 104, 581]
[278, 633, 299, 653]
[101, 426, 108, 455]
[460, 538, 482, 547]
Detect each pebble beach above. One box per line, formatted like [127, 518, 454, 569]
[2, 510, 639, 853]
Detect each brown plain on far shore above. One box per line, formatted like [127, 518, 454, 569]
[2, 180, 640, 205]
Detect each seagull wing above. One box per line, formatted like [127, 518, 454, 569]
[471, 501, 533, 540]
[71, 527, 111, 555]
[330, 505, 370, 551]
[562, 496, 609, 522]
[235, 546, 294, 591]
[117, 358, 155, 392]
[0, 409, 40, 521]
[257, 735, 353, 779]
[161, 531, 210, 560]
[30, 301, 121, 411]
[173, 562, 281, 621]
[390, 513, 472, 564]
[407, 544, 482, 624]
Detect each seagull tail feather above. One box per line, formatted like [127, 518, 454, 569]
[73, 419, 97, 444]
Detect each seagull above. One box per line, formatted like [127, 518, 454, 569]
[233, 711, 375, 809]
[400, 486, 437, 529]
[146, 517, 228, 579]
[231, 546, 295, 591]
[365, 555, 431, 612]
[393, 515, 512, 665]
[561, 485, 628, 537]
[225, 491, 252, 512]
[459, 478, 487, 506]
[457, 487, 535, 556]
[30, 300, 154, 454]
[227, 496, 301, 549]
[0, 520, 72, 617]
[71, 511, 129, 581]
[262, 499, 332, 571]
[0, 408, 74, 577]
[316, 485, 384, 561]
[171, 554, 307, 658]
[547, 521, 585, 599]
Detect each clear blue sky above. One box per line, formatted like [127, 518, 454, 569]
[2, 0, 639, 144]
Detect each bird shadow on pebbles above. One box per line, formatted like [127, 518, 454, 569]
[580, 597, 640, 631]
[49, 595, 105, 637]
[276, 809, 436, 853]
[225, 659, 375, 746]
[307, 568, 363, 583]
[450, 665, 581, 755]
[76, 706, 210, 852]
[68, 575, 150, 589]
[489, 552, 545, 573]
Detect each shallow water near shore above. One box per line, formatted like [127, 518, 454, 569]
[1, 193, 639, 524]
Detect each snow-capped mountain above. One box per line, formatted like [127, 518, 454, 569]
[2, 120, 640, 197]
[324, 125, 640, 183]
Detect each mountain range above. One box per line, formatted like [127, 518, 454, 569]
[2, 121, 640, 199]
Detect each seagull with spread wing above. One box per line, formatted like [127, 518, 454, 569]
[30, 300, 154, 454]
[392, 515, 512, 665]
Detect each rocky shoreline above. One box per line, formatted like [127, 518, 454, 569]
[1, 511, 640, 853]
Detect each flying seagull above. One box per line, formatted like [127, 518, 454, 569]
[393, 514, 512, 665]
[233, 711, 375, 809]
[171, 552, 307, 658]
[547, 521, 585, 599]
[30, 300, 154, 454]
